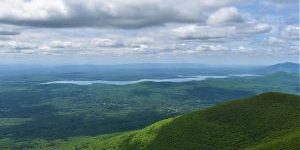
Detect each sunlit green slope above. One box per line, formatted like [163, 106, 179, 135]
[35, 92, 300, 150]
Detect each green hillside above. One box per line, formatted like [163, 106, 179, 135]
[51, 93, 300, 150]
[34, 92, 300, 150]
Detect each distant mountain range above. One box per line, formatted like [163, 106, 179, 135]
[255, 62, 299, 74]
[0, 62, 298, 78]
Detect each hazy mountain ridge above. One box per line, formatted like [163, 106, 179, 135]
[255, 62, 299, 74]
[1, 62, 298, 80]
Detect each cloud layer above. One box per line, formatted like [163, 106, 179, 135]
[0, 0, 238, 28]
[0, 0, 298, 64]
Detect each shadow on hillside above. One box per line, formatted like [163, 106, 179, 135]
[185, 87, 255, 103]
[0, 104, 168, 140]
[0, 84, 255, 142]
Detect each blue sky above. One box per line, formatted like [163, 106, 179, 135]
[0, 0, 299, 65]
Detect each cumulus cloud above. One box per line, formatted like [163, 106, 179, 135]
[173, 23, 272, 41]
[207, 7, 243, 26]
[173, 25, 234, 40]
[233, 46, 253, 53]
[281, 25, 299, 40]
[48, 41, 74, 48]
[266, 37, 285, 45]
[252, 24, 273, 33]
[0, 0, 298, 64]
[0, 0, 250, 28]
[90, 38, 123, 48]
[196, 44, 229, 51]
[0, 41, 37, 50]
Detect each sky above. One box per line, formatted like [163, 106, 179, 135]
[0, 0, 299, 65]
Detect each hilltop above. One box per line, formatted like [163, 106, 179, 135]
[40, 92, 300, 150]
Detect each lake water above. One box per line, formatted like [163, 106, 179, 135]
[41, 74, 261, 86]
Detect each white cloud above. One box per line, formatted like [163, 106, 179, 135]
[207, 7, 243, 26]
[173, 23, 272, 41]
[289, 45, 300, 52]
[266, 37, 285, 45]
[49, 40, 79, 49]
[253, 24, 272, 33]
[173, 25, 234, 40]
[0, 0, 66, 20]
[127, 37, 154, 45]
[0, 0, 298, 64]
[0, 40, 37, 50]
[90, 38, 122, 48]
[196, 44, 229, 51]
[234, 46, 253, 53]
[281, 25, 299, 40]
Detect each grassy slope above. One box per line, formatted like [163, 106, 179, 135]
[42, 92, 300, 150]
